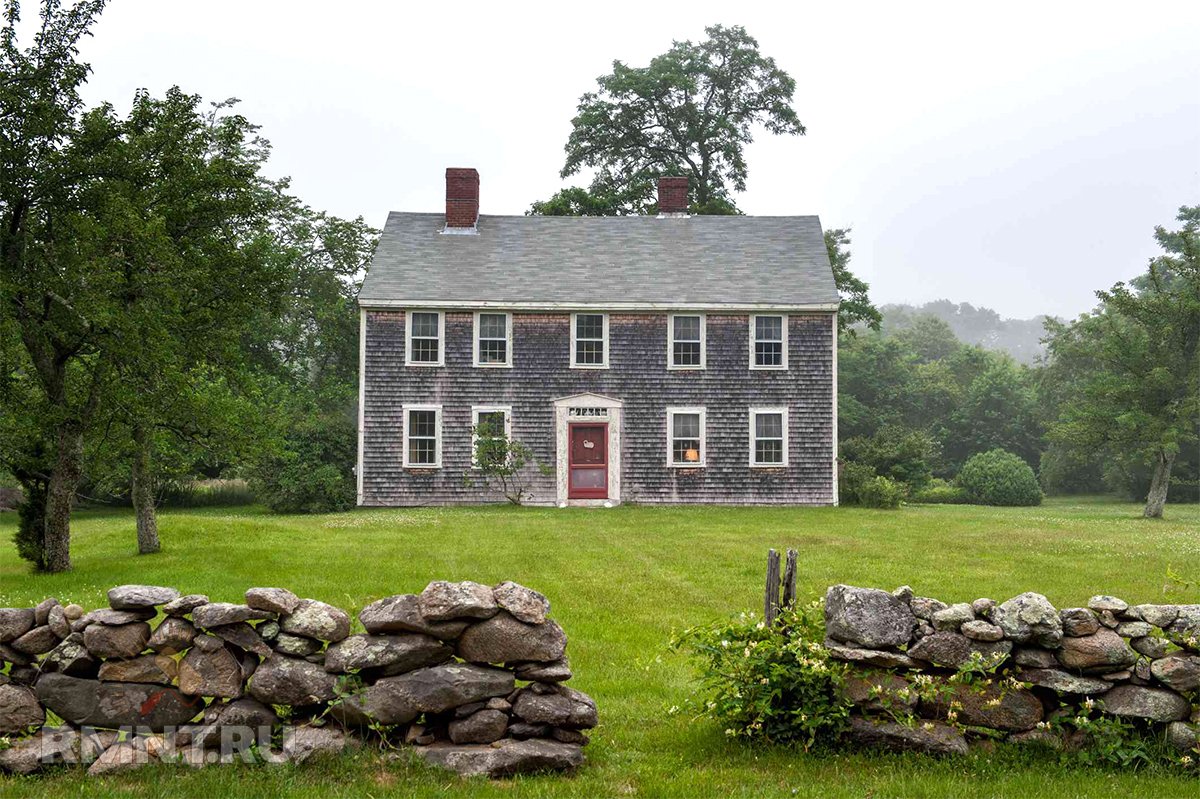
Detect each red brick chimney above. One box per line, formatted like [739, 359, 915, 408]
[445, 167, 480, 229]
[657, 176, 689, 215]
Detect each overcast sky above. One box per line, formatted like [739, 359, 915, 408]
[68, 1, 1199, 319]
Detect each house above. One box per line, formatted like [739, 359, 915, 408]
[356, 168, 840, 506]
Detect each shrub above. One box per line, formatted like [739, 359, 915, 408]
[958, 449, 1043, 506]
[857, 476, 904, 509]
[910, 478, 969, 505]
[837, 461, 877, 505]
[672, 602, 851, 748]
[840, 426, 938, 492]
[248, 411, 356, 514]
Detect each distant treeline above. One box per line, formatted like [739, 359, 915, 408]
[879, 301, 1055, 365]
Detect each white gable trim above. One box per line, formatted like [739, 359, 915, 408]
[360, 299, 840, 313]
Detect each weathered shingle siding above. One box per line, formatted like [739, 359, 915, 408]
[361, 311, 835, 506]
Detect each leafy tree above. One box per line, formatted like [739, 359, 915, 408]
[533, 25, 803, 215]
[247, 395, 357, 514]
[841, 425, 938, 491]
[465, 420, 550, 505]
[1041, 206, 1200, 517]
[824, 228, 881, 335]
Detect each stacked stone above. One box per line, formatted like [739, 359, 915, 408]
[0, 580, 596, 779]
[824, 584, 1200, 756]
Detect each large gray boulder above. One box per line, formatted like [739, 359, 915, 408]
[1101, 685, 1189, 722]
[1167, 721, 1200, 753]
[448, 709, 509, 744]
[11, 625, 60, 655]
[419, 581, 499, 622]
[493, 582, 550, 625]
[0, 683, 44, 735]
[40, 634, 98, 678]
[248, 655, 337, 706]
[107, 585, 179, 610]
[1018, 668, 1112, 694]
[162, 594, 209, 617]
[179, 645, 244, 698]
[457, 612, 567, 664]
[1149, 654, 1200, 693]
[83, 621, 151, 659]
[1129, 604, 1178, 627]
[907, 631, 1011, 669]
[1059, 608, 1100, 637]
[415, 738, 584, 777]
[338, 663, 514, 725]
[847, 717, 967, 755]
[514, 685, 598, 729]
[245, 587, 301, 615]
[359, 594, 468, 640]
[992, 592, 1062, 648]
[930, 603, 974, 632]
[279, 599, 351, 643]
[97, 654, 177, 685]
[192, 603, 269, 629]
[1056, 629, 1137, 672]
[35, 673, 202, 730]
[922, 681, 1042, 731]
[0, 608, 35, 643]
[147, 617, 197, 655]
[208, 622, 272, 658]
[824, 585, 917, 649]
[74, 608, 155, 630]
[324, 633, 451, 674]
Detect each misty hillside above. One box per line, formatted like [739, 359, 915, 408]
[880, 301, 1057, 364]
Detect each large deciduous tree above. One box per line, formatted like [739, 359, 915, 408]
[1041, 206, 1200, 518]
[532, 24, 803, 216]
[825, 228, 881, 335]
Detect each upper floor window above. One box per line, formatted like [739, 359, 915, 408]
[402, 404, 442, 467]
[668, 314, 705, 369]
[474, 312, 511, 367]
[749, 407, 788, 467]
[667, 407, 706, 467]
[406, 311, 444, 366]
[750, 314, 787, 370]
[571, 313, 608, 368]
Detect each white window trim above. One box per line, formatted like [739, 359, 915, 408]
[472, 311, 513, 368]
[402, 404, 442, 468]
[405, 311, 445, 367]
[570, 312, 609, 369]
[470, 405, 513, 468]
[666, 406, 707, 467]
[749, 314, 788, 370]
[667, 313, 706, 370]
[749, 406, 789, 468]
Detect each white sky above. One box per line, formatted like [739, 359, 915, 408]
[69, 0, 1199, 319]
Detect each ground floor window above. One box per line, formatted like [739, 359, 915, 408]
[667, 407, 706, 467]
[403, 405, 442, 467]
[471, 405, 512, 467]
[749, 407, 788, 467]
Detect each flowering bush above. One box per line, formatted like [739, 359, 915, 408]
[672, 601, 851, 748]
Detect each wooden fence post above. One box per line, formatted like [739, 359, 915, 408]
[781, 548, 797, 612]
[764, 549, 781, 626]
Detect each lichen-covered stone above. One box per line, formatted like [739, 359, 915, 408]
[35, 673, 202, 731]
[0, 683, 44, 735]
[1018, 668, 1112, 694]
[324, 633, 451, 674]
[1149, 654, 1200, 693]
[415, 738, 584, 777]
[107, 585, 179, 610]
[419, 581, 499, 622]
[98, 653, 177, 685]
[83, 621, 150, 659]
[359, 594, 469, 640]
[961, 620, 1004, 642]
[1060, 608, 1099, 637]
[931, 603, 974, 632]
[147, 617, 197, 655]
[163, 594, 209, 617]
[457, 612, 567, 664]
[825, 585, 917, 649]
[248, 654, 338, 706]
[279, 599, 350, 643]
[1088, 595, 1128, 613]
[847, 717, 968, 755]
[993, 592, 1062, 648]
[245, 587, 301, 615]
[337, 663, 514, 725]
[907, 631, 1011, 669]
[1056, 629, 1137, 672]
[192, 603, 268, 629]
[493, 582, 550, 625]
[1100, 685, 1188, 722]
[826, 643, 922, 669]
[179, 645, 243, 699]
[923, 681, 1042, 731]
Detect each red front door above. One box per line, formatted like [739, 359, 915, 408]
[568, 423, 608, 499]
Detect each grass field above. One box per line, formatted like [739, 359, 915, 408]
[1, 498, 1197, 798]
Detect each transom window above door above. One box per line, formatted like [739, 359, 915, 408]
[406, 311, 444, 366]
[750, 315, 788, 369]
[571, 313, 608, 368]
[474, 312, 511, 367]
[668, 314, 705, 369]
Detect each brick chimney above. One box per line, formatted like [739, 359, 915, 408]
[445, 167, 480, 229]
[657, 176, 689, 215]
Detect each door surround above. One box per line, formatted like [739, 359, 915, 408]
[553, 392, 622, 506]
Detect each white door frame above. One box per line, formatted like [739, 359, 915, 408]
[553, 392, 623, 506]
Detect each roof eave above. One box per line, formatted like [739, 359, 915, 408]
[357, 298, 841, 313]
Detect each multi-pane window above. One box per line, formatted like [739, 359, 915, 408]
[751, 315, 787, 369]
[669, 314, 705, 369]
[407, 311, 443, 366]
[471, 406, 512, 467]
[667, 407, 706, 466]
[572, 313, 608, 367]
[475, 312, 510, 367]
[750, 407, 788, 467]
[403, 405, 441, 467]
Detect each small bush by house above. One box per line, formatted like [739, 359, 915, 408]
[909, 479, 969, 505]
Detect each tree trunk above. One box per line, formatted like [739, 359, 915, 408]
[42, 422, 84, 572]
[1143, 448, 1175, 519]
[131, 424, 160, 554]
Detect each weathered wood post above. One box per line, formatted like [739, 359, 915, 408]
[764, 549, 781, 625]
[781, 548, 798, 612]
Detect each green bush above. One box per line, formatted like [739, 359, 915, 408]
[958, 449, 1043, 506]
[672, 602, 851, 748]
[248, 412, 356, 514]
[910, 478, 969, 504]
[837, 461, 877, 505]
[840, 426, 938, 491]
[857, 476, 904, 508]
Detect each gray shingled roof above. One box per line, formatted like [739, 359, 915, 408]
[358, 212, 839, 309]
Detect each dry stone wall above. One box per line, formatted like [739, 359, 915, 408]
[824, 584, 1200, 756]
[0, 581, 595, 778]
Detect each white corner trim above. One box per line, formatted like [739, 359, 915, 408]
[405, 310, 445, 367]
[749, 406, 790, 468]
[472, 311, 513, 368]
[748, 314, 789, 371]
[401, 403, 443, 468]
[569, 312, 609, 369]
[667, 313, 706, 370]
[356, 308, 367, 505]
[666, 406, 707, 467]
[831, 312, 840, 505]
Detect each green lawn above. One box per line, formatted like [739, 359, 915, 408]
[1, 498, 1197, 798]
